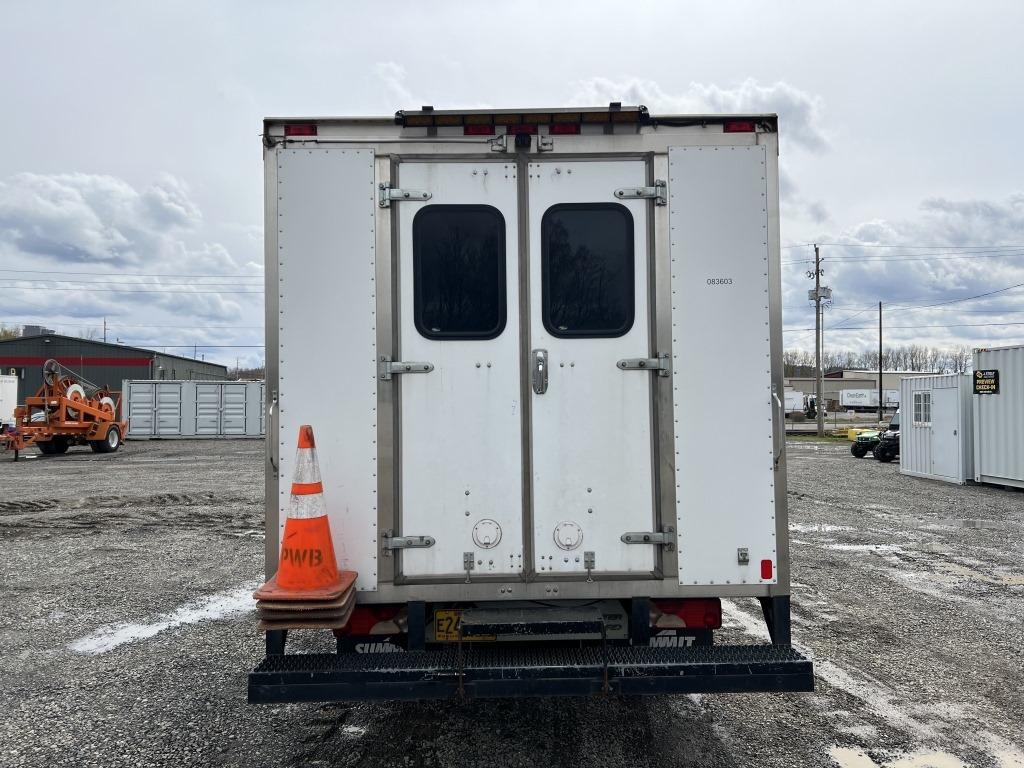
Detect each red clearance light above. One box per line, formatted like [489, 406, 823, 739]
[505, 124, 538, 135]
[723, 120, 757, 133]
[284, 123, 317, 137]
[761, 559, 774, 580]
[550, 123, 581, 135]
[651, 598, 722, 629]
[464, 125, 495, 136]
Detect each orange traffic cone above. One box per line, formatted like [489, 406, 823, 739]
[254, 425, 356, 602]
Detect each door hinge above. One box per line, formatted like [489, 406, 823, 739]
[378, 183, 432, 208]
[381, 530, 435, 555]
[463, 551, 475, 583]
[616, 353, 671, 377]
[613, 180, 667, 206]
[378, 356, 434, 381]
[620, 527, 676, 551]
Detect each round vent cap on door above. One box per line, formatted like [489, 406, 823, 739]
[553, 521, 583, 551]
[472, 519, 503, 549]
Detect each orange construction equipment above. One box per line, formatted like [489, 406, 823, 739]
[1, 359, 127, 461]
[254, 425, 357, 609]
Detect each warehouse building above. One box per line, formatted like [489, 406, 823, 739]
[0, 332, 228, 402]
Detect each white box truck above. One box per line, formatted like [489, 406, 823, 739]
[840, 388, 900, 411]
[784, 390, 804, 414]
[0, 374, 17, 427]
[250, 105, 813, 702]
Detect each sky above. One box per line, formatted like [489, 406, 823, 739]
[1, 1, 1023, 368]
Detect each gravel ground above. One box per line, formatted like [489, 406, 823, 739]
[1, 438, 1022, 768]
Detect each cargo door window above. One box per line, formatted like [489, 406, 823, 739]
[913, 392, 931, 425]
[413, 205, 506, 340]
[541, 203, 634, 338]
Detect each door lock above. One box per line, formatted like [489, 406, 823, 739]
[532, 349, 549, 395]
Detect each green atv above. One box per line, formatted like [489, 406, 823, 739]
[851, 430, 880, 458]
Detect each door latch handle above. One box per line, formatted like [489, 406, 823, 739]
[532, 349, 549, 395]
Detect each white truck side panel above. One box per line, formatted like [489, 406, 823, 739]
[669, 145, 777, 586]
[277, 148, 379, 591]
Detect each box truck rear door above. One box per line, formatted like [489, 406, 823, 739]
[395, 161, 524, 579]
[527, 160, 657, 576]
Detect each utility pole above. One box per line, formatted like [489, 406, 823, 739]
[813, 245, 825, 437]
[806, 245, 831, 437]
[878, 301, 883, 424]
[102, 317, 107, 343]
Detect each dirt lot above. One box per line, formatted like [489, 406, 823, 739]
[1, 438, 1022, 768]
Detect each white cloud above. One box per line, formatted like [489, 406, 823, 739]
[374, 61, 417, 107]
[783, 194, 1024, 353]
[569, 77, 829, 153]
[0, 172, 265, 366]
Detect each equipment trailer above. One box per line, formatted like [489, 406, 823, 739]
[250, 105, 813, 702]
[1, 359, 125, 460]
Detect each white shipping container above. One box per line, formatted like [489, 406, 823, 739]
[122, 380, 265, 438]
[899, 375, 973, 485]
[0, 374, 17, 426]
[972, 345, 1024, 488]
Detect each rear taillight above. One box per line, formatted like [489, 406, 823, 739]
[549, 123, 581, 135]
[284, 123, 317, 137]
[504, 124, 537, 135]
[463, 125, 495, 136]
[761, 559, 774, 580]
[723, 120, 756, 133]
[651, 598, 722, 629]
[334, 604, 405, 635]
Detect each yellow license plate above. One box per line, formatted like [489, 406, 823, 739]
[432, 609, 496, 642]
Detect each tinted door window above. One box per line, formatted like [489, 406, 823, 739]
[542, 203, 634, 337]
[413, 205, 506, 340]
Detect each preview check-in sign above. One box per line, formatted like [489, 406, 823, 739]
[974, 369, 999, 395]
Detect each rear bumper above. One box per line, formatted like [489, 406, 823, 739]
[248, 644, 814, 703]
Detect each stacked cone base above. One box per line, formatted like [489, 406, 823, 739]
[258, 589, 356, 631]
[254, 569, 358, 631]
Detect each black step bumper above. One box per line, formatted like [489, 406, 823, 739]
[248, 644, 814, 703]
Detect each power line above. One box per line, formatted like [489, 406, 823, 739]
[886, 281, 1024, 313]
[1, 286, 263, 294]
[784, 320, 1024, 332]
[0, 268, 262, 279]
[1, 318, 263, 329]
[784, 242, 1024, 250]
[0, 279, 264, 289]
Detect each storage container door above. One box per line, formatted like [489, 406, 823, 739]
[221, 383, 247, 435]
[527, 160, 657, 576]
[154, 383, 183, 436]
[931, 388, 960, 479]
[396, 161, 524, 579]
[194, 383, 222, 435]
[127, 382, 155, 437]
